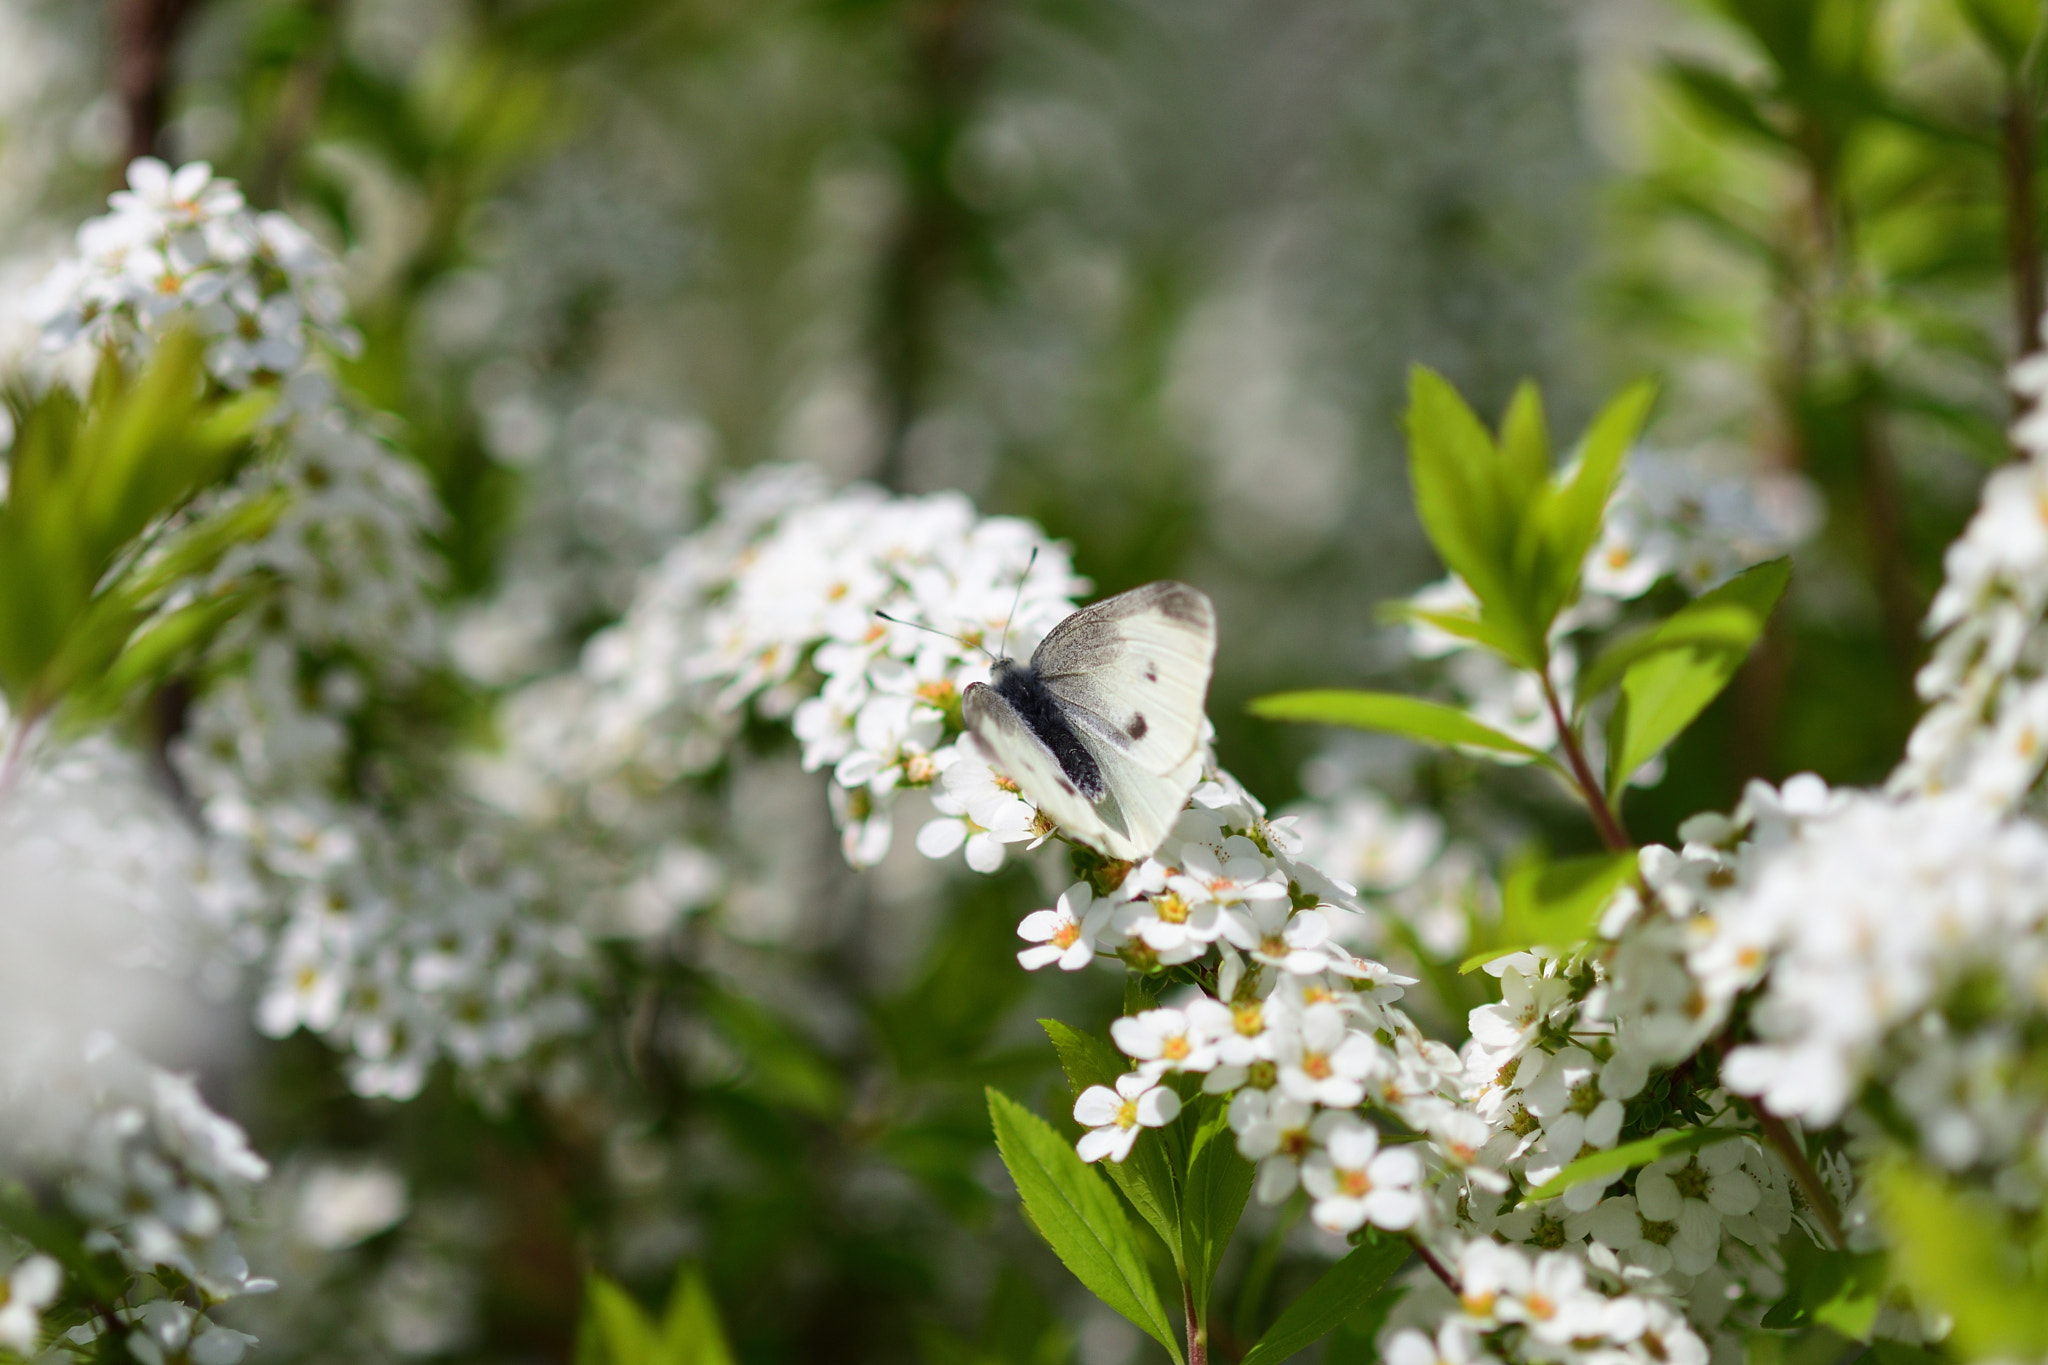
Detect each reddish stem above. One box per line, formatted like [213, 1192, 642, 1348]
[1540, 675, 1631, 852]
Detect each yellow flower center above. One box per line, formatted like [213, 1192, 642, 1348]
[1153, 893, 1190, 925]
[1115, 1099, 1140, 1130]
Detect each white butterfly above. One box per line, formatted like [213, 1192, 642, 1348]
[962, 581, 1217, 862]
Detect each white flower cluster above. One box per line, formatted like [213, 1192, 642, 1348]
[30, 157, 357, 400]
[64, 1039, 274, 1302]
[1893, 361, 2048, 805]
[1670, 783, 2048, 1197]
[1384, 1239, 1709, 1365]
[174, 645, 591, 1101]
[29, 158, 441, 666]
[534, 466, 1082, 866]
[1030, 777, 1467, 1241]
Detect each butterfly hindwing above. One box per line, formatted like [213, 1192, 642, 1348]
[1031, 581, 1215, 776]
[1072, 725, 1204, 863]
[962, 681, 1143, 858]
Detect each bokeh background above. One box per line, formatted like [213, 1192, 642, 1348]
[0, 1, 2031, 1361]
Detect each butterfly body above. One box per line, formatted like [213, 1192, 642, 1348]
[986, 659, 1106, 801]
[962, 581, 1216, 860]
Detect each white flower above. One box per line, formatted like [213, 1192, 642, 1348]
[1112, 1002, 1230, 1076]
[1300, 1117, 1424, 1232]
[1073, 1072, 1183, 1164]
[918, 742, 1044, 872]
[1274, 1003, 1383, 1108]
[1573, 1194, 1675, 1276]
[0, 1256, 59, 1354]
[1384, 1320, 1496, 1365]
[1111, 886, 1226, 962]
[1633, 1140, 1759, 1274]
[1228, 1089, 1316, 1202]
[1495, 1251, 1607, 1345]
[1016, 883, 1111, 971]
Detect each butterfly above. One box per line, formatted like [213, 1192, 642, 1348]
[961, 581, 1216, 862]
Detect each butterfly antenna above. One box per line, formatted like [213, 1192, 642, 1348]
[997, 547, 1038, 661]
[875, 610, 996, 662]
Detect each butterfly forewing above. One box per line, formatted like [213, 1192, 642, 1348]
[1030, 581, 1215, 775]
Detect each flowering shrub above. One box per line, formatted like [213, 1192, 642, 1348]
[1, 9, 2047, 1357]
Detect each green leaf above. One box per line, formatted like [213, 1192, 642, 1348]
[1496, 381, 1551, 515]
[1518, 1129, 1738, 1205]
[1957, 0, 2040, 72]
[1238, 1232, 1411, 1365]
[1248, 691, 1561, 775]
[657, 1265, 736, 1365]
[1536, 379, 1656, 628]
[1876, 1158, 2048, 1358]
[578, 1274, 658, 1365]
[58, 588, 256, 732]
[1758, 1238, 1883, 1338]
[1664, 60, 1787, 147]
[1178, 1099, 1254, 1324]
[1461, 850, 1637, 971]
[700, 991, 844, 1118]
[1378, 602, 1533, 662]
[1603, 559, 1790, 795]
[1041, 1020, 1182, 1263]
[1405, 368, 1546, 669]
[987, 1089, 1185, 1365]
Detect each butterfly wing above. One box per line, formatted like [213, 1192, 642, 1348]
[962, 681, 1144, 859]
[1031, 581, 1216, 776]
[1073, 726, 1205, 863]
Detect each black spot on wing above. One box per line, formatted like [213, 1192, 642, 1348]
[1126, 714, 1148, 740]
[1144, 663, 1158, 682]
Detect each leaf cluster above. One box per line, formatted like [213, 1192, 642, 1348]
[0, 333, 277, 735]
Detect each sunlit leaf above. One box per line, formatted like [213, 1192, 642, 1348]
[987, 1089, 1185, 1364]
[1249, 691, 1562, 776]
[1042, 1019, 1180, 1263]
[1518, 1129, 1737, 1205]
[1876, 1157, 2048, 1358]
[1461, 850, 1637, 972]
[1178, 1099, 1253, 1323]
[1237, 1232, 1410, 1365]
[1603, 559, 1790, 796]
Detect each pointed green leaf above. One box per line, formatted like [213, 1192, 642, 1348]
[1496, 381, 1550, 515]
[987, 1089, 1185, 1365]
[1405, 368, 1545, 668]
[1460, 850, 1637, 971]
[1537, 379, 1656, 627]
[1041, 1019, 1181, 1263]
[657, 1265, 735, 1365]
[1249, 691, 1562, 776]
[579, 1274, 658, 1365]
[1604, 559, 1789, 794]
[1237, 1232, 1411, 1365]
[1876, 1158, 2048, 1358]
[1518, 1129, 1736, 1205]
[1178, 1099, 1254, 1323]
[1759, 1238, 1883, 1338]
